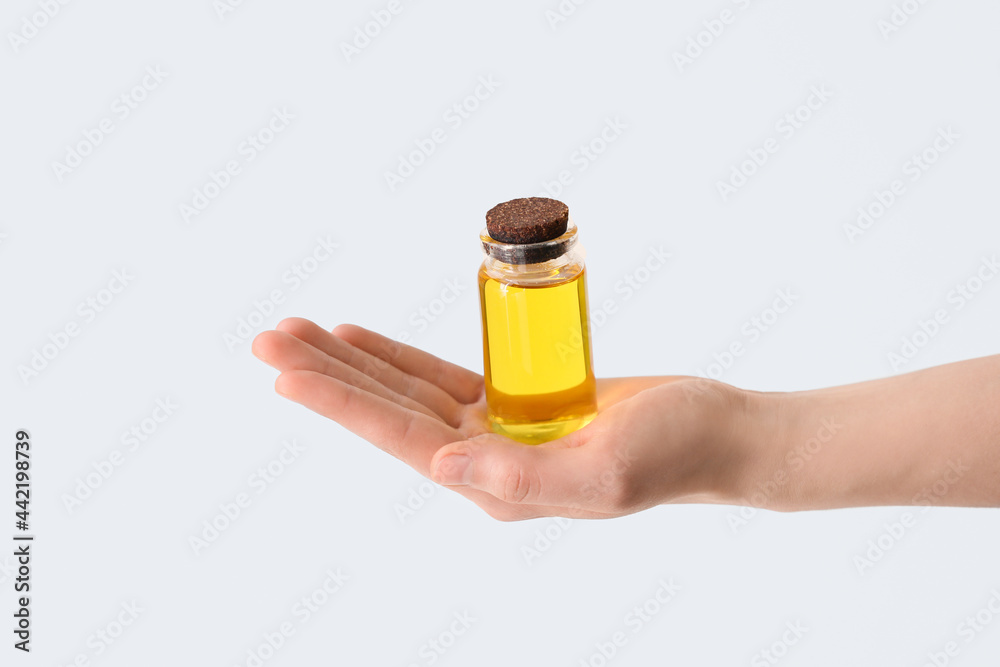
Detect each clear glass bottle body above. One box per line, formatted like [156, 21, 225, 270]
[477, 222, 598, 444]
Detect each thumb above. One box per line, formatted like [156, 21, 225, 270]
[430, 433, 617, 508]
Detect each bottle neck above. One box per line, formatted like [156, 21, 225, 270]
[480, 226, 585, 287]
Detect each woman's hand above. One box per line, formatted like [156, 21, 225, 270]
[253, 318, 1000, 516]
[251, 318, 750, 521]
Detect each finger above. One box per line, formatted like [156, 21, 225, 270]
[253, 329, 456, 425]
[274, 318, 468, 424]
[275, 370, 460, 474]
[273, 364, 609, 519]
[331, 323, 484, 405]
[427, 430, 630, 511]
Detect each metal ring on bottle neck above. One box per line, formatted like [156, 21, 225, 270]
[480, 220, 578, 265]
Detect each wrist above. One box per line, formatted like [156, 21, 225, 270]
[654, 379, 785, 509]
[728, 387, 858, 512]
[708, 385, 802, 511]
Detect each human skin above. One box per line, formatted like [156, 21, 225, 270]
[251, 318, 1000, 521]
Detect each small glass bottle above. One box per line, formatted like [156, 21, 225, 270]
[477, 198, 598, 444]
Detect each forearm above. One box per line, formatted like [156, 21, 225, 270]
[733, 356, 1000, 511]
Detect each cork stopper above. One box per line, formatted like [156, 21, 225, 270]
[481, 197, 576, 265]
[486, 198, 569, 245]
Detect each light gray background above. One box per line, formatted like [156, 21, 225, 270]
[2, 0, 999, 665]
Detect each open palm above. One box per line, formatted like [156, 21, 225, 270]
[253, 318, 732, 521]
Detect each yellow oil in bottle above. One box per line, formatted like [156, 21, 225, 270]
[478, 265, 598, 444]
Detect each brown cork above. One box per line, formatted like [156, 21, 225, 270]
[486, 198, 569, 245]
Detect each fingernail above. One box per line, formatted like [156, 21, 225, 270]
[434, 455, 473, 485]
